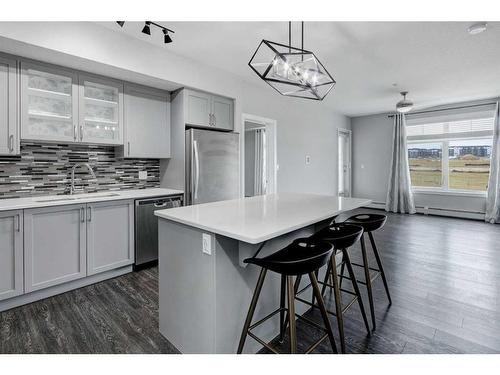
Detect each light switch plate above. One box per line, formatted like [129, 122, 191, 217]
[138, 171, 148, 180]
[202, 233, 212, 255]
[305, 155, 311, 165]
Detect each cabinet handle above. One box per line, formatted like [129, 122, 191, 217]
[15, 214, 20, 232]
[128, 141, 131, 156]
[9, 134, 14, 152]
[80, 207, 85, 223]
[80, 125, 83, 141]
[87, 206, 92, 222]
[208, 113, 212, 126]
[213, 114, 216, 126]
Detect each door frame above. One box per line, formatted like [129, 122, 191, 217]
[241, 113, 278, 196]
[337, 128, 352, 197]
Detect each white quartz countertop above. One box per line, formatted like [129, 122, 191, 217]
[155, 193, 371, 244]
[0, 188, 184, 212]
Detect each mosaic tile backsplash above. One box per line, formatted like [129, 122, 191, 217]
[0, 142, 160, 199]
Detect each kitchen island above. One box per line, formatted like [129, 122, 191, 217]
[155, 193, 371, 353]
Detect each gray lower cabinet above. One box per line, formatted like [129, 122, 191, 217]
[24, 204, 87, 293]
[0, 210, 23, 301]
[86, 200, 134, 275]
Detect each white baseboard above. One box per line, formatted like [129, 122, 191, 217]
[362, 201, 485, 221]
[0, 266, 133, 312]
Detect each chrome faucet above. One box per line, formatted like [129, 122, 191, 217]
[70, 163, 97, 195]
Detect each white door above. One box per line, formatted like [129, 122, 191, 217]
[0, 56, 18, 155]
[0, 211, 23, 301]
[338, 129, 352, 197]
[86, 200, 134, 275]
[24, 204, 87, 292]
[20, 61, 79, 143]
[79, 74, 123, 145]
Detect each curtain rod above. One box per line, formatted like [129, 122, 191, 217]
[387, 101, 497, 118]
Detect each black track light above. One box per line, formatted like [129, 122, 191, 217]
[116, 21, 125, 27]
[163, 29, 172, 43]
[142, 22, 151, 35]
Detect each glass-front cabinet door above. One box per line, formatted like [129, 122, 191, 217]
[79, 74, 123, 145]
[20, 62, 79, 142]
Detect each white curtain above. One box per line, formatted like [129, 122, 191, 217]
[253, 129, 267, 195]
[486, 102, 500, 223]
[386, 114, 416, 214]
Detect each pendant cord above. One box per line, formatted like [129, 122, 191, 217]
[288, 21, 291, 52]
[301, 21, 304, 61]
[301, 21, 304, 50]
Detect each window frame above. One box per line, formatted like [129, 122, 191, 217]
[407, 135, 491, 196]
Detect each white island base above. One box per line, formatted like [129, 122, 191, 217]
[156, 193, 371, 353]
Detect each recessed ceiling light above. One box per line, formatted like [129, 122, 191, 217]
[467, 22, 487, 35]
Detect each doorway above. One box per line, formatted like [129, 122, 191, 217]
[242, 114, 277, 197]
[338, 128, 352, 197]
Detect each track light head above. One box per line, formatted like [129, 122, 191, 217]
[163, 29, 173, 43]
[116, 21, 125, 27]
[142, 22, 151, 35]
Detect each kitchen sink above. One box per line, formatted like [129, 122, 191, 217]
[35, 192, 121, 203]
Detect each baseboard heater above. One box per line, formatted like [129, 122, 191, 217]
[365, 201, 485, 221]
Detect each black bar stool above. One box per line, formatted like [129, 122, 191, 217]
[237, 238, 338, 354]
[294, 223, 371, 353]
[344, 213, 392, 330]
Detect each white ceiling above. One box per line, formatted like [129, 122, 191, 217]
[99, 21, 500, 117]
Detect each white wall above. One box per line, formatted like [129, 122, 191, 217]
[0, 22, 348, 196]
[351, 109, 490, 214]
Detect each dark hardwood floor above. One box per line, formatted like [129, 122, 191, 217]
[1, 209, 500, 354]
[0, 267, 179, 354]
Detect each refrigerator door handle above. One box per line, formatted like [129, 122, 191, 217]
[193, 139, 200, 201]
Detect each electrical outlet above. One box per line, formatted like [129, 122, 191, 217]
[305, 155, 311, 165]
[138, 171, 148, 180]
[202, 233, 212, 255]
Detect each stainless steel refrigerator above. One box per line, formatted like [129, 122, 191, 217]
[185, 128, 240, 205]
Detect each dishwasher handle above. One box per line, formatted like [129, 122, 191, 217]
[154, 201, 169, 208]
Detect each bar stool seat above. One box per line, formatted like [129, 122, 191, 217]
[238, 238, 338, 354]
[244, 239, 333, 275]
[345, 213, 386, 232]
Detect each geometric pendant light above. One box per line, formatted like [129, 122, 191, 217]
[248, 22, 336, 101]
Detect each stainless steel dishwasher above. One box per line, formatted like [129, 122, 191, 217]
[134, 195, 183, 270]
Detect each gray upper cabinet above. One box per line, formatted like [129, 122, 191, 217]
[20, 61, 124, 146]
[79, 74, 124, 145]
[0, 210, 23, 301]
[186, 89, 212, 128]
[185, 89, 234, 131]
[211, 95, 234, 131]
[86, 200, 134, 276]
[24, 204, 87, 293]
[124, 84, 171, 158]
[0, 56, 19, 156]
[20, 61, 79, 143]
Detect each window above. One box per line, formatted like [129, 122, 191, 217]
[406, 105, 495, 193]
[408, 143, 442, 188]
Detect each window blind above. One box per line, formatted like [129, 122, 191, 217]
[406, 103, 496, 141]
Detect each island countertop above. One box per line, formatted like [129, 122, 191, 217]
[155, 193, 371, 244]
